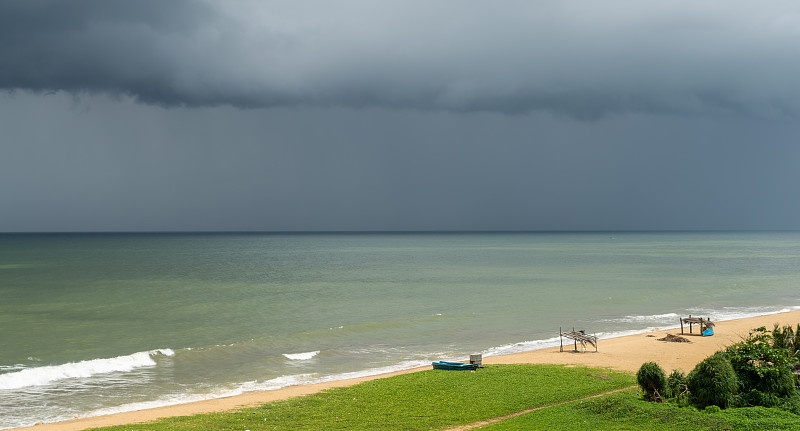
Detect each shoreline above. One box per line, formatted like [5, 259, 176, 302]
[14, 309, 800, 431]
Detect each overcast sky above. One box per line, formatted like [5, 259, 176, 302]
[2, 1, 800, 232]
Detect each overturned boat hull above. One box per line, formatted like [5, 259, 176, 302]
[432, 361, 479, 371]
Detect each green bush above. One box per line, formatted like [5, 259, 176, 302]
[771, 323, 800, 358]
[726, 326, 798, 402]
[703, 405, 722, 414]
[637, 361, 667, 401]
[687, 352, 740, 409]
[639, 325, 800, 414]
[666, 369, 688, 400]
[744, 389, 781, 408]
[776, 394, 800, 415]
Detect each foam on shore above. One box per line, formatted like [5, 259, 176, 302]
[0, 349, 174, 391]
[10, 309, 800, 431]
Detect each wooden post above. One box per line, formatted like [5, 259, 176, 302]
[559, 327, 563, 352]
[680, 318, 684, 335]
[573, 327, 578, 352]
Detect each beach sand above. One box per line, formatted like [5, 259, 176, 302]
[14, 310, 800, 431]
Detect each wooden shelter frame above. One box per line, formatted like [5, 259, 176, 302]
[560, 327, 598, 352]
[679, 315, 714, 335]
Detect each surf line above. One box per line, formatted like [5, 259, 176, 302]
[443, 384, 638, 431]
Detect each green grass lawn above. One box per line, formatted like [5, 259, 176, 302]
[483, 391, 800, 430]
[92, 364, 800, 431]
[96, 364, 633, 430]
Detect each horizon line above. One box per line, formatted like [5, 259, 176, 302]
[1, 229, 797, 235]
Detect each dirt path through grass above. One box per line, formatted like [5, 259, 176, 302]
[443, 385, 638, 431]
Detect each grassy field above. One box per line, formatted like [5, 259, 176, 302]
[484, 391, 800, 430]
[92, 364, 800, 431]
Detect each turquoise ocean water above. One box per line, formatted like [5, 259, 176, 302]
[2, 231, 800, 428]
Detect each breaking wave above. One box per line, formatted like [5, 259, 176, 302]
[605, 306, 800, 327]
[0, 349, 174, 390]
[282, 351, 320, 360]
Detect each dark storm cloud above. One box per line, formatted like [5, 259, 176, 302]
[3, 1, 800, 119]
[3, 91, 800, 232]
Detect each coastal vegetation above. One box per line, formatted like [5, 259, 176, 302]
[483, 391, 800, 430]
[772, 323, 800, 354]
[637, 325, 800, 414]
[686, 351, 740, 409]
[636, 361, 668, 401]
[91, 358, 800, 431]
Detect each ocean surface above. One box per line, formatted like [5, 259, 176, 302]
[2, 231, 800, 428]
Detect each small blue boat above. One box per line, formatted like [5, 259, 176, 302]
[432, 361, 479, 371]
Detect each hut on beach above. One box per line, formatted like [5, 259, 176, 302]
[679, 315, 714, 336]
[560, 327, 598, 352]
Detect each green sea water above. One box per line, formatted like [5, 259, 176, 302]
[1, 231, 799, 428]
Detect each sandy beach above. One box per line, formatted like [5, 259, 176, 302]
[14, 310, 800, 431]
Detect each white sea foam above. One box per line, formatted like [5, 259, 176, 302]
[601, 306, 800, 329]
[23, 303, 800, 428]
[482, 336, 564, 357]
[84, 388, 246, 420]
[240, 362, 430, 397]
[701, 305, 800, 322]
[72, 361, 433, 424]
[78, 374, 328, 420]
[0, 349, 174, 390]
[592, 306, 800, 341]
[282, 351, 320, 360]
[249, 360, 431, 391]
[481, 328, 689, 358]
[607, 313, 681, 324]
[484, 305, 800, 358]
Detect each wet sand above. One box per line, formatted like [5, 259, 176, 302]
[16, 310, 800, 431]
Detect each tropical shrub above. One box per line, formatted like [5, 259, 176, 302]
[640, 324, 800, 413]
[772, 323, 800, 371]
[637, 361, 667, 401]
[726, 326, 798, 401]
[776, 394, 800, 415]
[686, 351, 740, 409]
[666, 369, 688, 400]
[772, 323, 795, 350]
[743, 389, 781, 408]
